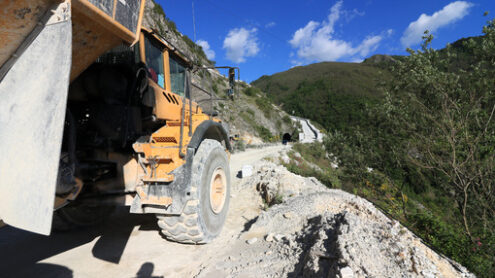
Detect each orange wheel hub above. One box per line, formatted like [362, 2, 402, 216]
[209, 167, 227, 214]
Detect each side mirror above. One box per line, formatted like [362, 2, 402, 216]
[211, 66, 239, 100]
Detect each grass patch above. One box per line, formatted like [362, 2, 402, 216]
[255, 125, 273, 142]
[243, 87, 260, 97]
[283, 143, 342, 189]
[255, 97, 272, 118]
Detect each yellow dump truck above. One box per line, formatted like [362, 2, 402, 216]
[0, 0, 233, 244]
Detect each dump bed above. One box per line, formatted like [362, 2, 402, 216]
[0, 0, 145, 81]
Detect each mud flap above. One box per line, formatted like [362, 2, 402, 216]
[0, 3, 72, 235]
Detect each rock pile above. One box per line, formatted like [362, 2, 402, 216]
[243, 163, 474, 278]
[253, 164, 320, 205]
[196, 163, 473, 277]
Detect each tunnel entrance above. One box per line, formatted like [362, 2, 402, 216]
[282, 133, 291, 144]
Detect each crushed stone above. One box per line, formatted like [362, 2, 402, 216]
[196, 162, 474, 278]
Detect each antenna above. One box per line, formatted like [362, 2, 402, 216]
[192, 1, 199, 64]
[192, 1, 197, 43]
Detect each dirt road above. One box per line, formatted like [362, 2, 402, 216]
[290, 116, 322, 143]
[0, 144, 289, 278]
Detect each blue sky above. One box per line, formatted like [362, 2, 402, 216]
[158, 0, 494, 82]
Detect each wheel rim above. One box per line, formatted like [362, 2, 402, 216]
[209, 167, 227, 214]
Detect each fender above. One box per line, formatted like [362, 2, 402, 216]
[189, 120, 232, 152]
[130, 120, 231, 215]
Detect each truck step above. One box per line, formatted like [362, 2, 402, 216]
[142, 174, 175, 183]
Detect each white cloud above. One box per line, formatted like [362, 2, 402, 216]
[342, 8, 365, 22]
[265, 22, 276, 28]
[350, 58, 364, 63]
[289, 1, 383, 63]
[223, 28, 260, 63]
[196, 39, 215, 60]
[356, 35, 382, 56]
[401, 1, 473, 47]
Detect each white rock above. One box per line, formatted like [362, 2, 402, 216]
[280, 155, 290, 164]
[421, 270, 436, 278]
[265, 233, 275, 242]
[288, 239, 296, 248]
[340, 266, 354, 278]
[246, 237, 258, 245]
[242, 165, 253, 178]
[274, 234, 285, 242]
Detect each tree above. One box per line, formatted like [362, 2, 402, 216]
[386, 27, 495, 239]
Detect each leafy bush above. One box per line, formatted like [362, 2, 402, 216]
[255, 97, 272, 118]
[243, 87, 260, 97]
[282, 115, 292, 125]
[322, 22, 495, 276]
[234, 140, 246, 152]
[212, 83, 219, 94]
[255, 125, 273, 142]
[285, 156, 342, 189]
[152, 0, 165, 17]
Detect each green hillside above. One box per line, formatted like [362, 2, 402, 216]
[253, 20, 495, 276]
[253, 61, 389, 98]
[252, 61, 391, 132]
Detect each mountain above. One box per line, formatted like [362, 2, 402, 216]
[250, 33, 484, 134]
[251, 61, 391, 132]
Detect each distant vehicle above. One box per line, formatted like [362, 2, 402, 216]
[230, 134, 252, 144]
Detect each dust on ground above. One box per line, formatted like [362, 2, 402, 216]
[0, 145, 473, 278]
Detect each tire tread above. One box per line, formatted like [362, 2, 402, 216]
[156, 139, 228, 244]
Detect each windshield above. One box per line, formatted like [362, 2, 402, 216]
[169, 54, 186, 97]
[144, 35, 165, 88]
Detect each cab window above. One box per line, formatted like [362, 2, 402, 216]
[144, 35, 165, 88]
[169, 54, 186, 97]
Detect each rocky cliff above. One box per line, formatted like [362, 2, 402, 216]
[142, 0, 295, 144]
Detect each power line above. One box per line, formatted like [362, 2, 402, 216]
[199, 0, 289, 44]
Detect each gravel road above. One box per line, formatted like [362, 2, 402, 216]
[0, 144, 472, 278]
[290, 117, 322, 143]
[0, 144, 289, 278]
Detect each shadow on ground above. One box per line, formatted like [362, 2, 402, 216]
[134, 262, 164, 278]
[0, 207, 158, 278]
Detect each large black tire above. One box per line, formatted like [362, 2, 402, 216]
[157, 139, 231, 244]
